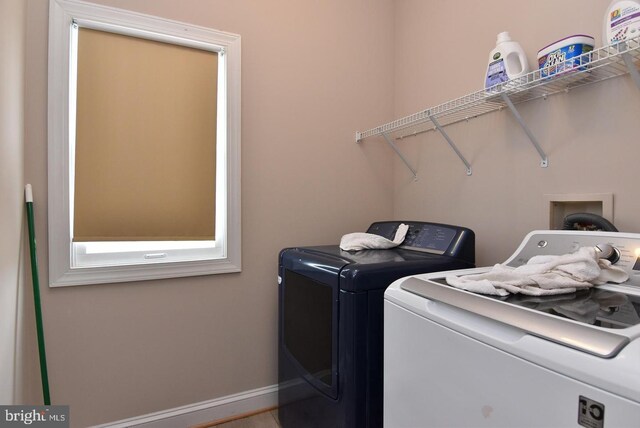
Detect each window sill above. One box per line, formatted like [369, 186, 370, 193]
[50, 257, 241, 287]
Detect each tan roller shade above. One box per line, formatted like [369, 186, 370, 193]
[73, 28, 217, 242]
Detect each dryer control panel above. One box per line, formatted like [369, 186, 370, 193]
[366, 221, 475, 263]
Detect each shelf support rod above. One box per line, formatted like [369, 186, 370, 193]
[500, 93, 549, 168]
[381, 132, 418, 181]
[620, 50, 640, 90]
[429, 114, 472, 176]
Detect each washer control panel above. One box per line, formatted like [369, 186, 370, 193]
[505, 231, 640, 286]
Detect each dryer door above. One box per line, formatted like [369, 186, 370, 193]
[279, 249, 346, 399]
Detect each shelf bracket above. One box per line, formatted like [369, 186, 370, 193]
[620, 50, 640, 90]
[381, 132, 418, 181]
[429, 114, 472, 176]
[500, 93, 549, 168]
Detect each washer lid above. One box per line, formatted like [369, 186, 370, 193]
[301, 245, 443, 264]
[296, 245, 474, 292]
[484, 286, 640, 329]
[400, 276, 632, 358]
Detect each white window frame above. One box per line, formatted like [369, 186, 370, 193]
[48, 0, 241, 287]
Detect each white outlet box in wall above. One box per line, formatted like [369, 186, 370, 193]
[545, 193, 614, 230]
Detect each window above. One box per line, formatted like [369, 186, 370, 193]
[48, 0, 241, 286]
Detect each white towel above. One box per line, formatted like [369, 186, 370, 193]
[446, 246, 629, 296]
[340, 223, 409, 251]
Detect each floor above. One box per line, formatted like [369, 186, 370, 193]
[213, 409, 280, 428]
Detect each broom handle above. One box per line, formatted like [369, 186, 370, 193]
[25, 184, 51, 405]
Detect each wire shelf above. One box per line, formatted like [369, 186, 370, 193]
[356, 36, 640, 142]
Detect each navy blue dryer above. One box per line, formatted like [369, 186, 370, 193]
[278, 221, 475, 428]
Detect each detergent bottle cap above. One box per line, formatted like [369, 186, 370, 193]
[496, 32, 511, 44]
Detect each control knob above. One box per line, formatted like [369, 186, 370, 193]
[595, 243, 620, 264]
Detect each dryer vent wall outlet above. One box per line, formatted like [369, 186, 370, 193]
[545, 193, 613, 230]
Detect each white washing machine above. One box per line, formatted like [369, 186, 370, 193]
[384, 230, 640, 428]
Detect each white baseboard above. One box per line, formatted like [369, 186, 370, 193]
[93, 384, 279, 428]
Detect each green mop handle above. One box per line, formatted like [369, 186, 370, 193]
[25, 184, 51, 405]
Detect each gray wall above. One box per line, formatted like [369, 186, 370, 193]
[1, 0, 26, 406]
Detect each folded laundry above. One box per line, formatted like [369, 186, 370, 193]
[340, 223, 409, 251]
[446, 246, 629, 296]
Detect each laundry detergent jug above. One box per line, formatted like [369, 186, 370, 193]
[485, 32, 530, 91]
[604, 0, 640, 44]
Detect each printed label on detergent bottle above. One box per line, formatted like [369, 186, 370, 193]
[604, 0, 640, 44]
[485, 56, 509, 88]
